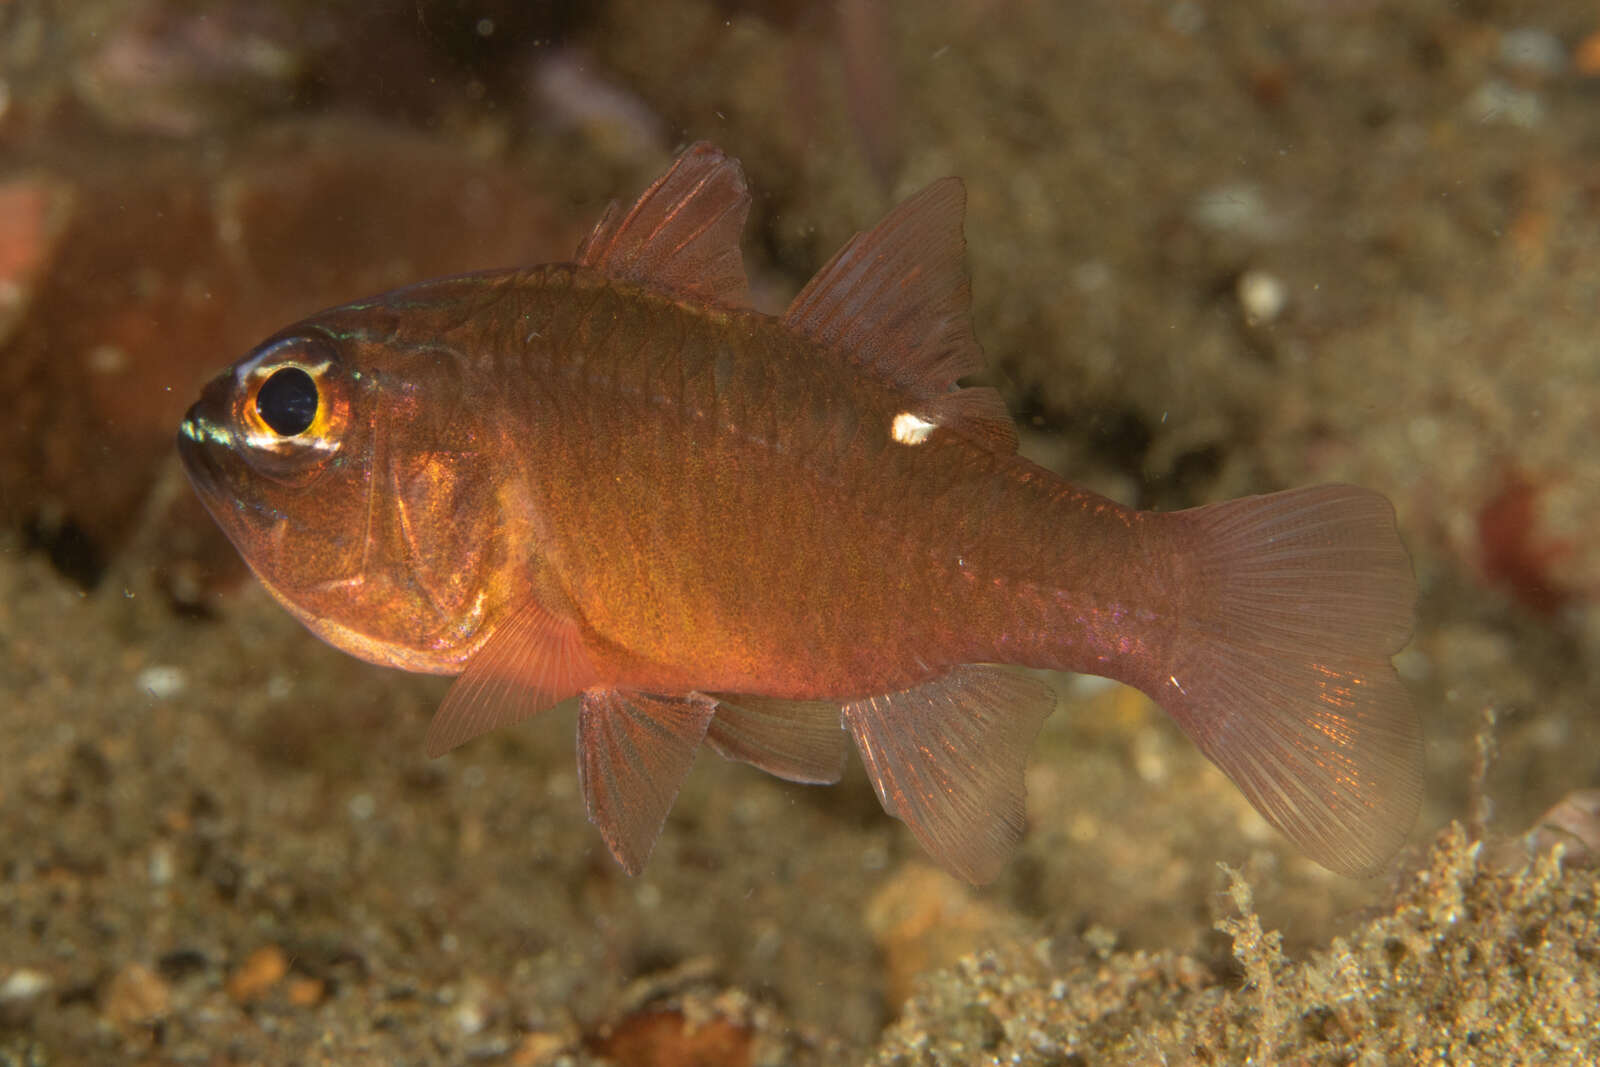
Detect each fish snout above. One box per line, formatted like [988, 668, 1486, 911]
[176, 371, 238, 482]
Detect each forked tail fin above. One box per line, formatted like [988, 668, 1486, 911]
[1154, 485, 1422, 877]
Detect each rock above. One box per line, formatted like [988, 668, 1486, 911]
[226, 944, 288, 1004]
[102, 963, 171, 1030]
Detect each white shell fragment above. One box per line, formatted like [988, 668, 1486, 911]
[1237, 269, 1287, 324]
[136, 665, 187, 700]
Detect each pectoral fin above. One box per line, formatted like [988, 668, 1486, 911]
[844, 666, 1056, 884]
[425, 597, 596, 757]
[577, 689, 718, 875]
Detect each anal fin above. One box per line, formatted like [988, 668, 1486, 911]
[706, 694, 847, 784]
[843, 665, 1056, 884]
[578, 690, 717, 875]
[426, 597, 597, 757]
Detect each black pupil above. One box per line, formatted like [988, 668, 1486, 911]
[256, 367, 319, 436]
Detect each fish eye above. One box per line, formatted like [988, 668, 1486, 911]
[232, 335, 349, 481]
[256, 366, 320, 437]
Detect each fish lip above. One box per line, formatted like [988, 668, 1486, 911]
[175, 394, 284, 550]
[176, 435, 228, 526]
[175, 370, 238, 496]
[176, 403, 206, 455]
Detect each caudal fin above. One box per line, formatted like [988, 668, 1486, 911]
[1155, 485, 1422, 878]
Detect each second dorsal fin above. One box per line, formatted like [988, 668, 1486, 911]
[575, 142, 753, 308]
[781, 177, 1015, 449]
[783, 177, 982, 393]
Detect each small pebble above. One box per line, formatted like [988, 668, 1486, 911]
[286, 976, 326, 1008]
[1393, 646, 1432, 683]
[1237, 269, 1288, 324]
[455, 996, 489, 1036]
[866, 864, 1011, 1007]
[1191, 182, 1278, 239]
[136, 665, 186, 700]
[1498, 28, 1566, 78]
[147, 842, 175, 886]
[1083, 923, 1118, 958]
[1466, 80, 1543, 128]
[226, 945, 288, 1003]
[347, 793, 376, 820]
[511, 1032, 571, 1066]
[0, 968, 51, 1002]
[1132, 730, 1169, 784]
[1578, 30, 1600, 77]
[103, 963, 171, 1028]
[594, 1010, 752, 1067]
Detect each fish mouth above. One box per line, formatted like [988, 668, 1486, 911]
[176, 385, 289, 566]
[176, 368, 243, 501]
[177, 407, 224, 495]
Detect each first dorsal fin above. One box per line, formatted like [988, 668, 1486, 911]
[781, 177, 1015, 450]
[575, 142, 752, 308]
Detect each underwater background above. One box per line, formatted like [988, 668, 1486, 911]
[2, 1, 1597, 1063]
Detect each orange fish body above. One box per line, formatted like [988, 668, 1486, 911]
[180, 145, 1422, 882]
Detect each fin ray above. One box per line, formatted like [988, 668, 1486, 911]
[783, 177, 981, 390]
[426, 598, 596, 757]
[1158, 485, 1423, 877]
[782, 176, 1014, 450]
[575, 142, 751, 307]
[844, 665, 1056, 884]
[706, 695, 847, 784]
[917, 386, 1019, 452]
[577, 690, 717, 874]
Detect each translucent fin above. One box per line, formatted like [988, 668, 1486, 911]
[843, 665, 1056, 884]
[781, 176, 1014, 449]
[574, 142, 752, 308]
[426, 598, 596, 758]
[706, 695, 847, 784]
[918, 386, 1019, 453]
[783, 177, 979, 390]
[577, 690, 717, 875]
[1158, 485, 1423, 878]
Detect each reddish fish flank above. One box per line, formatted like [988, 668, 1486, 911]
[178, 144, 1422, 883]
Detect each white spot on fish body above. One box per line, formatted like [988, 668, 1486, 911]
[891, 412, 936, 445]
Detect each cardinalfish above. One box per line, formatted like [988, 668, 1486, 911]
[178, 144, 1422, 883]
